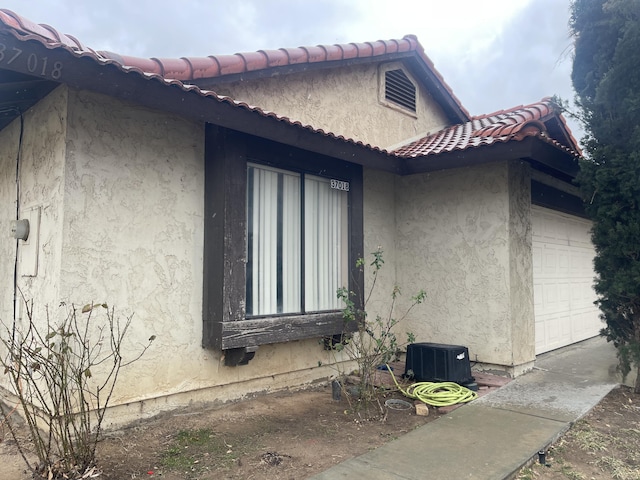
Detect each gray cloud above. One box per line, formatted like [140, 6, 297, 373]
[2, 0, 582, 138]
[2, 0, 360, 57]
[425, 0, 582, 137]
[433, 0, 574, 113]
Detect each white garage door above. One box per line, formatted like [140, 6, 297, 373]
[532, 206, 601, 354]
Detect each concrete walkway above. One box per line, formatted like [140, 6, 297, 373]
[310, 336, 627, 480]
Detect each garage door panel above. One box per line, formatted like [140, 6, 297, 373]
[543, 251, 556, 274]
[535, 320, 546, 352]
[534, 284, 543, 308]
[543, 283, 558, 313]
[537, 312, 572, 352]
[533, 246, 543, 273]
[579, 281, 596, 302]
[571, 284, 583, 302]
[533, 206, 600, 354]
[558, 253, 570, 273]
[558, 283, 571, 308]
[572, 310, 600, 340]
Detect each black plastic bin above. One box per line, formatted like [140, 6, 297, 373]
[404, 342, 474, 384]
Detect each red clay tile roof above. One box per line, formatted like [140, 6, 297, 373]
[0, 9, 580, 166]
[0, 8, 395, 157]
[100, 35, 469, 119]
[0, 8, 469, 120]
[394, 98, 581, 158]
[0, 9, 99, 53]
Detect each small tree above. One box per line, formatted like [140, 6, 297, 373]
[0, 300, 154, 479]
[333, 248, 425, 414]
[570, 0, 640, 391]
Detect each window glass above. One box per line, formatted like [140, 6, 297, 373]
[246, 164, 348, 316]
[304, 174, 348, 311]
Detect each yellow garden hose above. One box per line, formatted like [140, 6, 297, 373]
[387, 365, 478, 407]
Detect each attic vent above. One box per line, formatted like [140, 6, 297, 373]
[385, 69, 416, 112]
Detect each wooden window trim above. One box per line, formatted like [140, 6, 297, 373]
[202, 125, 364, 355]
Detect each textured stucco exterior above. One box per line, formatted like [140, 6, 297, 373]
[362, 168, 399, 315]
[0, 86, 349, 426]
[393, 161, 535, 372]
[0, 87, 69, 395]
[1, 79, 541, 425]
[0, 87, 68, 320]
[508, 161, 535, 368]
[214, 62, 450, 149]
[360, 161, 535, 374]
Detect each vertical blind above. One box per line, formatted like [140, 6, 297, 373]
[246, 164, 348, 316]
[305, 175, 348, 311]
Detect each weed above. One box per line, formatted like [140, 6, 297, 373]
[176, 428, 215, 446]
[161, 445, 193, 470]
[571, 425, 610, 453]
[332, 248, 425, 416]
[596, 456, 640, 480]
[560, 464, 586, 479]
[161, 427, 263, 474]
[515, 466, 535, 479]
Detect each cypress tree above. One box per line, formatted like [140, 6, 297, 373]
[571, 0, 640, 392]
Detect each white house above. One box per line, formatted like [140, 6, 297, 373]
[0, 9, 599, 425]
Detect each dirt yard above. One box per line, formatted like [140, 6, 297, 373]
[517, 385, 640, 480]
[1, 383, 437, 480]
[4, 381, 637, 479]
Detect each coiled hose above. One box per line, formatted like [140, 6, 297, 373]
[387, 365, 478, 407]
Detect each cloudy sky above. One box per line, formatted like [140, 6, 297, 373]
[2, 0, 582, 138]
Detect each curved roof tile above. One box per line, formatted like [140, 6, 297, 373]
[238, 51, 269, 72]
[0, 9, 579, 164]
[0, 9, 468, 118]
[0, 9, 395, 158]
[0, 9, 97, 53]
[394, 99, 580, 158]
[259, 49, 289, 67]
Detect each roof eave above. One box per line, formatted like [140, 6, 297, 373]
[402, 54, 469, 124]
[0, 30, 403, 174]
[542, 115, 583, 156]
[402, 135, 579, 180]
[192, 50, 469, 126]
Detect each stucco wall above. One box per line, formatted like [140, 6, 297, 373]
[60, 87, 206, 403]
[1, 84, 536, 426]
[362, 168, 399, 315]
[0, 87, 68, 392]
[17, 88, 69, 310]
[214, 62, 449, 149]
[394, 161, 535, 371]
[0, 114, 19, 326]
[508, 161, 534, 366]
[0, 87, 354, 425]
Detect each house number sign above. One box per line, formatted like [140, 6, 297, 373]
[0, 43, 64, 80]
[330, 179, 350, 191]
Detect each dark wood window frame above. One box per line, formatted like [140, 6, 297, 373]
[202, 125, 364, 364]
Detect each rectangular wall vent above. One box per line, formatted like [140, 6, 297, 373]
[385, 69, 416, 112]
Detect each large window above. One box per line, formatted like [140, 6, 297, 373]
[202, 126, 363, 359]
[246, 164, 348, 316]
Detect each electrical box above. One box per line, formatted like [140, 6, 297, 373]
[20, 206, 41, 277]
[404, 342, 474, 385]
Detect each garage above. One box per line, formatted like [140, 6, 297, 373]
[532, 205, 601, 354]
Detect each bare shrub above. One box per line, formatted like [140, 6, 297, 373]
[0, 300, 154, 479]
